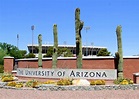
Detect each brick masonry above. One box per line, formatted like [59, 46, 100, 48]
[4, 56, 139, 81]
[4, 56, 14, 72]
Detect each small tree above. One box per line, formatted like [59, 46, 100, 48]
[0, 42, 27, 59]
[19, 50, 27, 58]
[0, 49, 7, 65]
[44, 47, 74, 57]
[58, 48, 73, 57]
[43, 46, 53, 57]
[97, 48, 111, 56]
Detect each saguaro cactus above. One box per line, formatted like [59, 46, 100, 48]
[52, 24, 58, 68]
[116, 25, 123, 79]
[75, 8, 84, 69]
[38, 34, 42, 68]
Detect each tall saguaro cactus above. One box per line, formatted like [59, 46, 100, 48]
[75, 8, 84, 69]
[116, 25, 123, 79]
[38, 34, 42, 68]
[52, 24, 58, 68]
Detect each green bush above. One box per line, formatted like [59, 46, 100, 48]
[0, 49, 7, 65]
[97, 48, 111, 56]
[25, 53, 35, 58]
[0, 65, 4, 73]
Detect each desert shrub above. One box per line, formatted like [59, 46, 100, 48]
[90, 80, 96, 85]
[15, 82, 24, 88]
[7, 82, 23, 88]
[1, 73, 14, 82]
[120, 79, 129, 85]
[57, 78, 72, 85]
[1, 77, 14, 82]
[25, 79, 39, 88]
[7, 81, 17, 87]
[90, 80, 105, 85]
[95, 80, 105, 85]
[114, 78, 133, 85]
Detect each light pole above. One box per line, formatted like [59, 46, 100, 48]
[91, 42, 94, 56]
[84, 26, 90, 56]
[17, 34, 19, 49]
[31, 25, 35, 53]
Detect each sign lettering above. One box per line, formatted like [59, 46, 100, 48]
[17, 68, 117, 79]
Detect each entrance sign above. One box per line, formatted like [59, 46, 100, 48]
[17, 68, 117, 79]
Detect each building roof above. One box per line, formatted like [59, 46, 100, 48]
[27, 44, 107, 49]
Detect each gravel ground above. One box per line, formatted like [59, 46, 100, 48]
[0, 89, 139, 99]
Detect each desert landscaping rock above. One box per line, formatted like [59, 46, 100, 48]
[1, 81, 139, 91]
[1, 79, 139, 91]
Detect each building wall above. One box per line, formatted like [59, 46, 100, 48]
[4, 56, 139, 80]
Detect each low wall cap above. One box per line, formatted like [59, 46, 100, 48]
[133, 73, 139, 76]
[4, 56, 14, 59]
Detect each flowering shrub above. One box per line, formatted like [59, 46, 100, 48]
[57, 78, 72, 85]
[15, 83, 24, 88]
[7, 81, 23, 88]
[90, 80, 105, 85]
[25, 79, 40, 88]
[1, 73, 14, 82]
[114, 78, 134, 85]
[7, 81, 16, 87]
[43, 80, 56, 84]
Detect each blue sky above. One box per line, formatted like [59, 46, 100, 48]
[0, 0, 139, 56]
